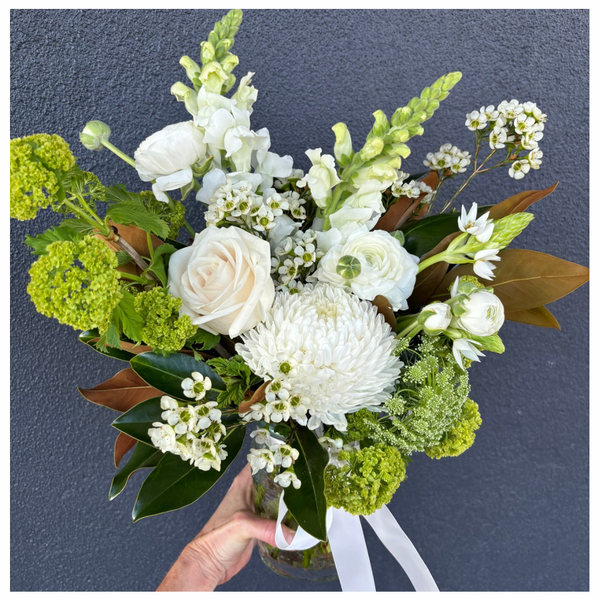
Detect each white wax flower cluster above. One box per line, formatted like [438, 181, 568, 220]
[148, 393, 228, 471]
[466, 101, 547, 180]
[236, 283, 402, 431]
[390, 171, 434, 202]
[423, 144, 472, 174]
[271, 229, 320, 291]
[247, 429, 301, 489]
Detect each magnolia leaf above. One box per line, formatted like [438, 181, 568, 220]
[106, 221, 163, 258]
[109, 442, 162, 500]
[488, 182, 559, 220]
[114, 432, 137, 468]
[111, 397, 164, 446]
[237, 380, 269, 414]
[78, 368, 161, 412]
[130, 352, 226, 401]
[79, 329, 137, 362]
[284, 427, 329, 541]
[131, 426, 246, 521]
[505, 305, 561, 330]
[371, 295, 396, 328]
[407, 261, 450, 310]
[374, 171, 438, 232]
[432, 249, 589, 312]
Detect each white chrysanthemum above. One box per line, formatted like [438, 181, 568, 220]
[236, 283, 403, 431]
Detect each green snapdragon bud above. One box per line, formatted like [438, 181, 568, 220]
[370, 110, 390, 137]
[199, 61, 229, 94]
[360, 137, 384, 161]
[200, 41, 216, 65]
[332, 122, 353, 165]
[180, 55, 202, 86]
[171, 82, 199, 115]
[79, 121, 111, 151]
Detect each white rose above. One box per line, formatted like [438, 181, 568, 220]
[455, 290, 505, 337]
[167, 226, 275, 338]
[314, 227, 419, 310]
[134, 121, 206, 203]
[298, 148, 341, 207]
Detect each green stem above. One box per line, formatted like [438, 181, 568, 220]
[395, 315, 419, 337]
[146, 231, 155, 261]
[100, 139, 136, 168]
[118, 272, 155, 285]
[62, 198, 111, 236]
[417, 251, 451, 273]
[183, 220, 195, 236]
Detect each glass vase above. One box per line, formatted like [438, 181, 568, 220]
[251, 428, 338, 582]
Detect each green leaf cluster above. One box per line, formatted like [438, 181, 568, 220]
[10, 134, 76, 220]
[139, 190, 186, 239]
[364, 336, 471, 454]
[206, 355, 254, 407]
[425, 398, 482, 459]
[27, 235, 122, 331]
[95, 290, 145, 353]
[24, 224, 87, 256]
[324, 444, 407, 516]
[133, 287, 197, 356]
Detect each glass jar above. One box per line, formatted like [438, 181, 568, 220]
[251, 426, 338, 582]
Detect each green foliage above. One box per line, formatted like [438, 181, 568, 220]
[140, 190, 186, 239]
[27, 236, 122, 331]
[145, 243, 177, 286]
[186, 328, 220, 352]
[24, 225, 87, 255]
[105, 289, 145, 344]
[134, 287, 197, 355]
[207, 355, 254, 407]
[61, 166, 106, 213]
[324, 444, 407, 516]
[109, 442, 162, 500]
[366, 336, 471, 454]
[10, 134, 76, 220]
[425, 398, 482, 459]
[106, 199, 170, 239]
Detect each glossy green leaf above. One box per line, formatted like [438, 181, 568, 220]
[284, 427, 329, 542]
[132, 425, 246, 521]
[112, 397, 164, 446]
[130, 352, 226, 401]
[79, 329, 136, 362]
[109, 442, 162, 500]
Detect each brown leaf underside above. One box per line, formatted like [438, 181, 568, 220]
[114, 432, 138, 468]
[504, 305, 561, 330]
[238, 380, 270, 414]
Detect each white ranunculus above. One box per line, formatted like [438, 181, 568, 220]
[134, 121, 207, 203]
[167, 226, 275, 338]
[421, 302, 452, 333]
[298, 148, 341, 207]
[455, 290, 505, 337]
[314, 227, 419, 311]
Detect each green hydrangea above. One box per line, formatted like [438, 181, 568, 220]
[140, 191, 186, 239]
[366, 336, 471, 454]
[10, 134, 76, 220]
[324, 444, 407, 515]
[425, 398, 482, 459]
[134, 287, 196, 355]
[27, 236, 121, 330]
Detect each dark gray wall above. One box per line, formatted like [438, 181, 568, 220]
[10, 9, 588, 592]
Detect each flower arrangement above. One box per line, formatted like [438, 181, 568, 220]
[10, 9, 589, 589]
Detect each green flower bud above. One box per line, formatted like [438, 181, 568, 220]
[370, 110, 390, 137]
[170, 82, 199, 116]
[199, 61, 229, 94]
[390, 230, 405, 245]
[487, 212, 534, 250]
[220, 52, 239, 74]
[332, 122, 353, 164]
[180, 55, 202, 85]
[200, 41, 216, 65]
[336, 255, 361, 280]
[360, 137, 384, 161]
[79, 121, 111, 151]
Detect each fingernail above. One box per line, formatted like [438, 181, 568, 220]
[282, 525, 295, 544]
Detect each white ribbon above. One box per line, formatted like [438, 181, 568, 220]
[274, 493, 439, 592]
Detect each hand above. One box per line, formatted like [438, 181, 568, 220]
[157, 464, 292, 591]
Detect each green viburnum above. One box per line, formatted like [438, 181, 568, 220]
[134, 287, 197, 356]
[27, 236, 121, 331]
[324, 444, 407, 515]
[425, 398, 482, 459]
[365, 336, 471, 454]
[345, 409, 379, 443]
[10, 134, 76, 220]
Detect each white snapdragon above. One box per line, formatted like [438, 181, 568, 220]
[314, 227, 419, 310]
[452, 338, 485, 370]
[297, 148, 341, 207]
[472, 249, 501, 280]
[274, 470, 302, 489]
[457, 203, 494, 243]
[232, 72, 258, 113]
[181, 372, 213, 400]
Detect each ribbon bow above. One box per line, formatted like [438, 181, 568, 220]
[274, 494, 439, 592]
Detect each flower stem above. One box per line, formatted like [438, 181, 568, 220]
[118, 272, 155, 285]
[417, 251, 450, 273]
[100, 139, 136, 168]
[62, 198, 111, 236]
[183, 220, 195, 236]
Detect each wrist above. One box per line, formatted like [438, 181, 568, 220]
[157, 547, 220, 592]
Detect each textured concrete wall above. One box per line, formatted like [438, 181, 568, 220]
[10, 9, 588, 591]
